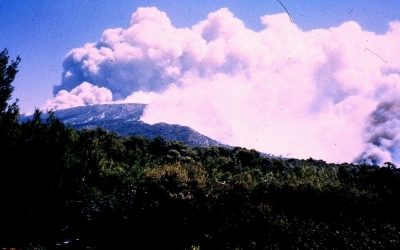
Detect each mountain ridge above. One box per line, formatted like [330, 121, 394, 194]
[21, 103, 225, 147]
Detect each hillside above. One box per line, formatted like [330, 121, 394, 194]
[21, 103, 224, 147]
[4, 105, 400, 249]
[4, 47, 400, 250]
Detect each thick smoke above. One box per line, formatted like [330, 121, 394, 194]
[356, 100, 400, 165]
[43, 82, 112, 110]
[45, 7, 400, 164]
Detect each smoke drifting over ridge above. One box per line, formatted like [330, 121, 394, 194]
[43, 7, 400, 165]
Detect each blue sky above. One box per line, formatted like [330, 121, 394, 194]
[1, 0, 399, 113]
[1, 1, 400, 164]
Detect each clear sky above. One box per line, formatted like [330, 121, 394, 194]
[1, 0, 400, 164]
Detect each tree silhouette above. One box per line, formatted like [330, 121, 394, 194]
[0, 48, 20, 119]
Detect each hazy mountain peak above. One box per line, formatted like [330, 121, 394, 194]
[22, 103, 224, 147]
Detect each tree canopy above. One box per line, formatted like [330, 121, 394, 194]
[1, 49, 400, 249]
[0, 48, 20, 118]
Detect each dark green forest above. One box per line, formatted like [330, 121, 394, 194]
[2, 49, 400, 249]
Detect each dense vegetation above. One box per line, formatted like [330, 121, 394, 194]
[2, 49, 400, 249]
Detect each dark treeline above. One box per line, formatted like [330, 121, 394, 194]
[2, 49, 400, 249]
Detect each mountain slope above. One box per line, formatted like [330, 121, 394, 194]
[22, 104, 224, 147]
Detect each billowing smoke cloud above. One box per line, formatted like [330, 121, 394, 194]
[43, 81, 112, 110]
[357, 100, 400, 165]
[45, 7, 400, 165]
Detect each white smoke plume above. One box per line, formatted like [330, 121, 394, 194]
[46, 7, 400, 165]
[43, 81, 112, 110]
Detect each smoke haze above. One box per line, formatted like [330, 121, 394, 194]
[43, 7, 400, 165]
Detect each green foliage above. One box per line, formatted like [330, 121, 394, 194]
[0, 48, 20, 116]
[0, 48, 21, 163]
[2, 49, 400, 249]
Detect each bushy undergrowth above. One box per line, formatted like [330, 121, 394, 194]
[1, 49, 400, 249]
[1, 116, 400, 249]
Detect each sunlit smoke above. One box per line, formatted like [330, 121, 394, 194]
[44, 7, 400, 164]
[43, 81, 112, 110]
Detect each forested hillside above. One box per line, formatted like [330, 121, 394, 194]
[2, 49, 400, 249]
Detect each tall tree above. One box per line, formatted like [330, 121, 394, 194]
[0, 49, 23, 247]
[0, 48, 21, 154]
[0, 48, 21, 122]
